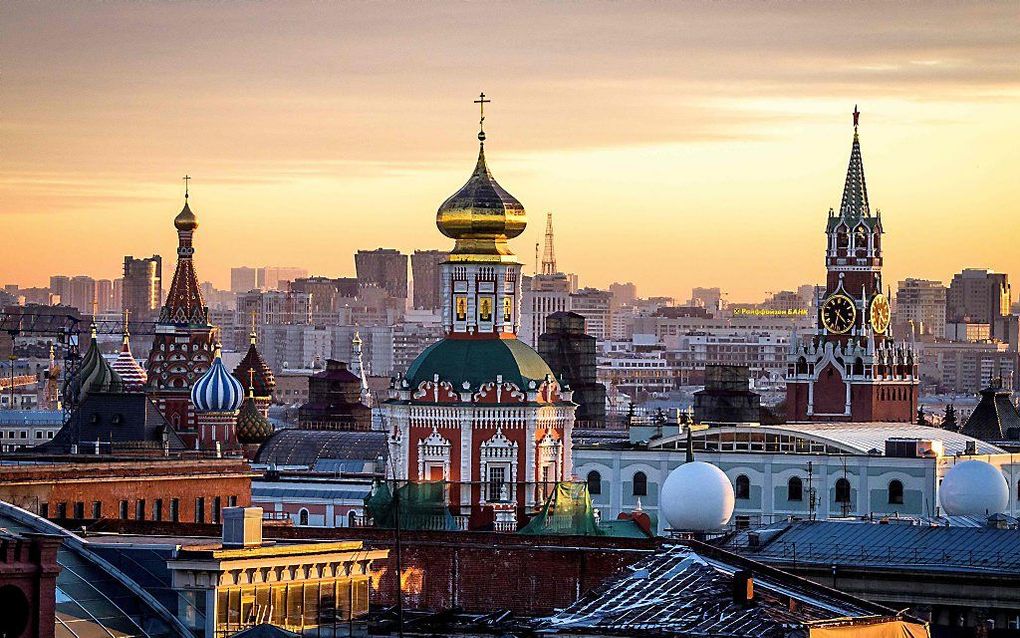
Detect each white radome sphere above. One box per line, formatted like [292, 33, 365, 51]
[939, 459, 1009, 516]
[661, 461, 735, 531]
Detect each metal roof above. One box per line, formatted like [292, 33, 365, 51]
[728, 519, 1020, 574]
[255, 429, 387, 468]
[778, 422, 1005, 455]
[0, 410, 63, 425]
[252, 483, 371, 501]
[538, 544, 903, 636]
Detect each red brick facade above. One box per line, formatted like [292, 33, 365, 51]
[0, 459, 254, 525]
[0, 533, 60, 638]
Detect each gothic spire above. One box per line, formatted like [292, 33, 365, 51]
[838, 105, 870, 222]
[541, 211, 557, 275]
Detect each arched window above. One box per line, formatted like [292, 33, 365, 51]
[788, 477, 803, 502]
[835, 478, 851, 504]
[735, 475, 750, 500]
[587, 470, 602, 496]
[298, 508, 309, 526]
[888, 480, 904, 505]
[348, 510, 358, 527]
[632, 471, 647, 497]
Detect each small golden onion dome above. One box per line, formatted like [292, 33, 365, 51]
[174, 200, 198, 231]
[436, 144, 526, 259]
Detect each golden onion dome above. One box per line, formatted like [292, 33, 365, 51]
[174, 199, 198, 231]
[436, 140, 526, 261]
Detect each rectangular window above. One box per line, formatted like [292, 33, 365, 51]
[40, 503, 49, 518]
[56, 502, 67, 519]
[73, 502, 84, 519]
[228, 495, 237, 508]
[119, 500, 128, 520]
[213, 497, 222, 524]
[92, 501, 102, 519]
[170, 498, 179, 522]
[136, 499, 146, 520]
[488, 466, 506, 502]
[154, 499, 163, 522]
[195, 497, 205, 523]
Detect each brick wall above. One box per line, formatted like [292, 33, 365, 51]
[0, 459, 254, 524]
[90, 519, 658, 615]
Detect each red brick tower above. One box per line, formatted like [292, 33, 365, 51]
[146, 180, 217, 439]
[786, 108, 918, 422]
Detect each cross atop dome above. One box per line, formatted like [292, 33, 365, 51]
[435, 93, 527, 262]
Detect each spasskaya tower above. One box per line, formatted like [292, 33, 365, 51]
[786, 108, 918, 422]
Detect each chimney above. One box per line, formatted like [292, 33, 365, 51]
[732, 570, 754, 606]
[222, 507, 263, 548]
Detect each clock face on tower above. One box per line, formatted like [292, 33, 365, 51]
[869, 293, 891, 334]
[821, 294, 857, 334]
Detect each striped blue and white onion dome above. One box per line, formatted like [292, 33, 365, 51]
[191, 345, 244, 413]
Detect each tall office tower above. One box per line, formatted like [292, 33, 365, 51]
[112, 278, 124, 311]
[786, 108, 918, 422]
[411, 249, 446, 310]
[68, 276, 97, 313]
[145, 187, 217, 437]
[95, 279, 114, 313]
[947, 269, 1011, 339]
[260, 266, 308, 291]
[569, 288, 613, 341]
[230, 266, 259, 293]
[538, 311, 607, 427]
[355, 248, 408, 300]
[123, 255, 163, 322]
[689, 287, 725, 312]
[609, 282, 637, 307]
[894, 278, 947, 339]
[49, 276, 70, 305]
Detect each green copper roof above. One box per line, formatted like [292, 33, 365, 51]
[405, 337, 555, 393]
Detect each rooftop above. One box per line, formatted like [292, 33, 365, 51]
[537, 541, 923, 637]
[723, 518, 1020, 575]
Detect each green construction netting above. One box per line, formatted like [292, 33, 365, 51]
[364, 481, 459, 531]
[518, 482, 604, 536]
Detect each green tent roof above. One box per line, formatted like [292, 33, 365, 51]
[405, 337, 555, 394]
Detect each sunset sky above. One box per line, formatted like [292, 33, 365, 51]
[2, 2, 1018, 301]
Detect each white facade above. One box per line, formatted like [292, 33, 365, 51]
[575, 423, 1016, 534]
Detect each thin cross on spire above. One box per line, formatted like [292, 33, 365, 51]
[474, 92, 491, 141]
[852, 105, 860, 131]
[182, 174, 191, 199]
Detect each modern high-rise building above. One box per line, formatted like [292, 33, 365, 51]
[894, 278, 947, 340]
[95, 279, 115, 313]
[355, 248, 408, 300]
[947, 269, 1011, 339]
[609, 282, 637, 307]
[689, 287, 725, 312]
[123, 255, 162, 321]
[48, 276, 70, 305]
[411, 249, 446, 310]
[68, 276, 96, 313]
[569, 288, 613, 341]
[260, 266, 308, 291]
[230, 266, 259, 293]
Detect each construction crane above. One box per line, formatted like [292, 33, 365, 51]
[0, 309, 159, 421]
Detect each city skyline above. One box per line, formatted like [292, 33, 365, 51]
[2, 2, 1019, 299]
